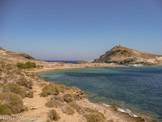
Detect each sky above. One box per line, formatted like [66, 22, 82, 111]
[0, 0, 162, 60]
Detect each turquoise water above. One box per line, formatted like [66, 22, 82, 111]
[39, 66, 162, 121]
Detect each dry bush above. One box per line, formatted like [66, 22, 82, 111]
[0, 92, 23, 114]
[45, 100, 64, 108]
[84, 112, 106, 122]
[63, 94, 74, 103]
[61, 105, 75, 115]
[48, 109, 60, 121]
[4, 83, 26, 98]
[40, 83, 59, 97]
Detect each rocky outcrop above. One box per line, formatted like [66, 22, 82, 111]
[0, 47, 34, 60]
[94, 46, 162, 65]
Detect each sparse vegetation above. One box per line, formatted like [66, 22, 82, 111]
[61, 105, 75, 115]
[40, 83, 59, 97]
[45, 100, 64, 108]
[0, 103, 11, 115]
[51, 95, 64, 103]
[16, 61, 36, 69]
[16, 77, 32, 89]
[4, 83, 26, 98]
[25, 89, 33, 98]
[68, 102, 84, 114]
[84, 112, 106, 122]
[0, 92, 23, 114]
[63, 94, 74, 103]
[48, 109, 60, 121]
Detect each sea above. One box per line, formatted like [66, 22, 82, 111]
[39, 65, 162, 122]
[43, 60, 79, 64]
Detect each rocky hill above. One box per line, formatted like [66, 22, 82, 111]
[94, 46, 162, 65]
[0, 46, 35, 62]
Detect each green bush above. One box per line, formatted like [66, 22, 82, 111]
[40, 83, 59, 97]
[16, 61, 36, 69]
[0, 103, 11, 115]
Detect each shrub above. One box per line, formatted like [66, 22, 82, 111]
[61, 105, 75, 115]
[48, 109, 60, 121]
[16, 61, 36, 69]
[51, 95, 64, 103]
[63, 94, 74, 103]
[45, 100, 64, 108]
[16, 77, 32, 89]
[0, 103, 11, 115]
[40, 83, 59, 97]
[4, 83, 26, 98]
[68, 102, 84, 114]
[84, 112, 106, 122]
[0, 92, 23, 113]
[55, 84, 67, 93]
[83, 107, 96, 113]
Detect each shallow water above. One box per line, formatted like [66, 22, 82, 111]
[39, 66, 162, 121]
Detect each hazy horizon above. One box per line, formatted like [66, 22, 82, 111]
[1, 0, 162, 60]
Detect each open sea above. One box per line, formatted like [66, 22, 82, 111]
[39, 66, 162, 121]
[42, 60, 79, 64]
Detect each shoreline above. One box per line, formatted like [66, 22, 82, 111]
[28, 63, 127, 74]
[35, 65, 155, 122]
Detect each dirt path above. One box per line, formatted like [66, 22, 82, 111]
[7, 85, 85, 122]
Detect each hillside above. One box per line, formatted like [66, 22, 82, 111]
[0, 47, 34, 60]
[94, 46, 162, 65]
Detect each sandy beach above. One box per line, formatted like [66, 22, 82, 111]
[28, 62, 127, 73]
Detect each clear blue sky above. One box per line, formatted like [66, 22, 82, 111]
[0, 0, 162, 60]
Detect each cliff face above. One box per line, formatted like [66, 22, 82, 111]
[94, 46, 162, 65]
